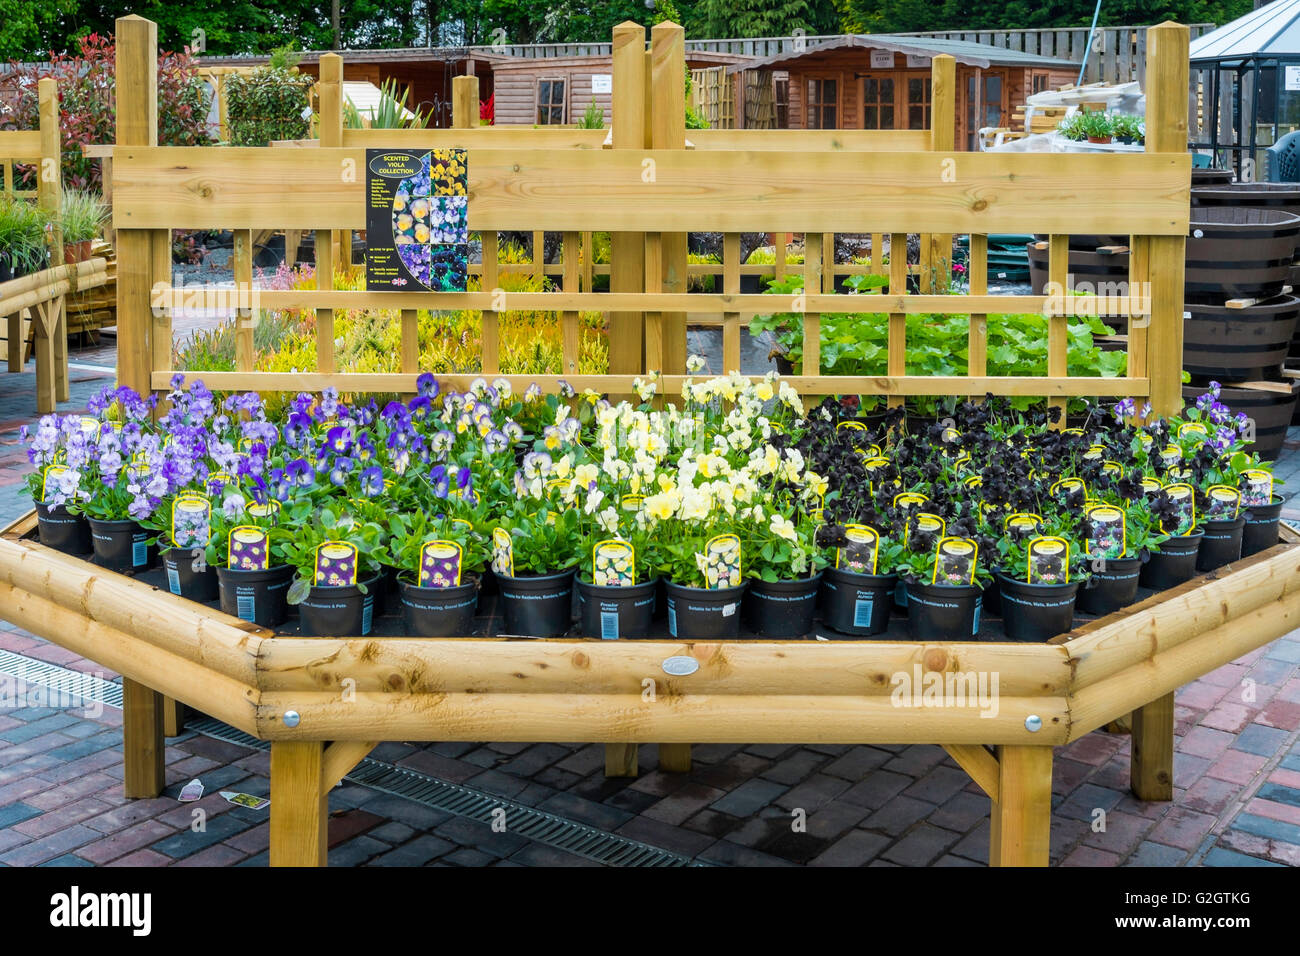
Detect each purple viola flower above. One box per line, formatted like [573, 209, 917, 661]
[484, 429, 509, 454]
[355, 433, 376, 462]
[287, 458, 314, 486]
[408, 395, 432, 420]
[329, 457, 354, 487]
[416, 372, 439, 398]
[359, 465, 384, 497]
[326, 425, 353, 456]
[429, 464, 449, 498]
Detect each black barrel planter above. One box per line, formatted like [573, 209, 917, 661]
[1184, 295, 1300, 381]
[666, 581, 747, 640]
[1139, 531, 1204, 590]
[996, 573, 1081, 642]
[498, 568, 576, 637]
[1192, 182, 1300, 221]
[298, 573, 381, 636]
[904, 581, 983, 641]
[1197, 516, 1246, 571]
[1185, 208, 1300, 303]
[161, 546, 219, 602]
[743, 574, 822, 637]
[576, 577, 657, 640]
[1032, 232, 1128, 250]
[1076, 555, 1143, 616]
[399, 574, 480, 636]
[217, 563, 294, 627]
[87, 517, 156, 573]
[34, 501, 92, 555]
[1028, 242, 1130, 332]
[819, 568, 895, 637]
[1191, 168, 1233, 187]
[1242, 496, 1287, 557]
[1183, 383, 1299, 461]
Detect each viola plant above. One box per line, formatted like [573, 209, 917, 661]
[281, 506, 393, 602]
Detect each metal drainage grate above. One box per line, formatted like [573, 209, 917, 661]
[0, 646, 698, 867]
[186, 715, 699, 867]
[0, 648, 124, 709]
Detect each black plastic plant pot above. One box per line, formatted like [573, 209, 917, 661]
[498, 568, 576, 637]
[217, 563, 294, 628]
[1139, 530, 1204, 590]
[983, 569, 1003, 615]
[904, 581, 983, 641]
[34, 500, 92, 555]
[665, 581, 747, 640]
[1242, 496, 1286, 557]
[576, 577, 658, 640]
[1076, 555, 1143, 616]
[298, 574, 381, 637]
[1197, 516, 1246, 572]
[399, 575, 480, 636]
[375, 565, 397, 618]
[743, 573, 822, 638]
[161, 546, 219, 603]
[87, 517, 157, 574]
[654, 577, 668, 621]
[819, 568, 896, 636]
[996, 573, 1081, 642]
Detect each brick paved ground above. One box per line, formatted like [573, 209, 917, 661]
[1, 350, 1298, 866]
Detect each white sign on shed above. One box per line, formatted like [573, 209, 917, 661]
[591, 74, 612, 94]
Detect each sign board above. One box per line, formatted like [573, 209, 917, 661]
[365, 148, 469, 292]
[1287, 66, 1300, 91]
[906, 54, 929, 68]
[591, 73, 612, 94]
[871, 50, 896, 69]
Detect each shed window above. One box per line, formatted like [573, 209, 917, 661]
[806, 77, 838, 129]
[1032, 72, 1049, 94]
[538, 79, 565, 125]
[907, 77, 931, 129]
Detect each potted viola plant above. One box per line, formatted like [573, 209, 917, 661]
[389, 511, 489, 637]
[817, 522, 905, 637]
[897, 514, 990, 641]
[283, 507, 391, 637]
[21, 413, 93, 555]
[739, 504, 827, 637]
[210, 496, 294, 627]
[994, 514, 1088, 641]
[491, 500, 581, 638]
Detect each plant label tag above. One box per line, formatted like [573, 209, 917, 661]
[1085, 504, 1126, 559]
[420, 540, 462, 588]
[1051, 477, 1086, 501]
[932, 536, 977, 586]
[811, 508, 824, 525]
[702, 533, 742, 589]
[954, 453, 972, 471]
[593, 539, 635, 587]
[906, 512, 946, 550]
[1062, 427, 1085, 436]
[1142, 476, 1163, 496]
[1178, 422, 1209, 443]
[171, 494, 211, 549]
[451, 518, 474, 535]
[1162, 482, 1197, 535]
[248, 500, 280, 522]
[315, 541, 358, 586]
[40, 464, 68, 502]
[1206, 484, 1241, 520]
[1004, 512, 1042, 535]
[964, 475, 983, 489]
[1028, 536, 1070, 584]
[79, 416, 99, 437]
[893, 491, 929, 512]
[207, 471, 235, 496]
[228, 526, 269, 570]
[1102, 460, 1123, 476]
[621, 494, 644, 513]
[1240, 470, 1273, 507]
[837, 524, 879, 574]
[491, 528, 514, 577]
[1083, 444, 1105, 462]
[220, 791, 270, 810]
[1160, 444, 1186, 478]
[178, 779, 204, 802]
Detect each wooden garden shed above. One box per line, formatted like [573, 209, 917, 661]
[730, 35, 1078, 149]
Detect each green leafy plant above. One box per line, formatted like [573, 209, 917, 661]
[1111, 113, 1145, 145]
[279, 505, 392, 603]
[0, 195, 51, 274]
[58, 188, 108, 244]
[225, 49, 315, 146]
[345, 78, 431, 129]
[494, 506, 582, 575]
[387, 510, 490, 582]
[1078, 110, 1113, 142]
[577, 98, 605, 129]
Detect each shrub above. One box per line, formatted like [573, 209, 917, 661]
[0, 34, 211, 191]
[59, 188, 107, 244]
[224, 49, 314, 146]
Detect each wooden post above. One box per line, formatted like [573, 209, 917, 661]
[318, 54, 346, 282]
[722, 232, 741, 372]
[887, 233, 907, 408]
[561, 231, 579, 374]
[1143, 22, 1189, 418]
[1047, 235, 1069, 427]
[452, 75, 478, 129]
[989, 745, 1053, 866]
[122, 677, 164, 798]
[609, 22, 647, 388]
[968, 233, 988, 397]
[651, 22, 687, 376]
[270, 740, 328, 867]
[929, 55, 955, 295]
[1130, 691, 1175, 800]
[36, 79, 62, 270]
[481, 232, 500, 375]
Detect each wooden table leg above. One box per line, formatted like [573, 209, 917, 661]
[53, 295, 68, 402]
[989, 744, 1053, 867]
[1131, 691, 1175, 801]
[122, 677, 165, 798]
[8, 310, 23, 371]
[659, 743, 691, 773]
[270, 741, 328, 867]
[33, 303, 54, 413]
[162, 697, 185, 737]
[605, 743, 638, 777]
